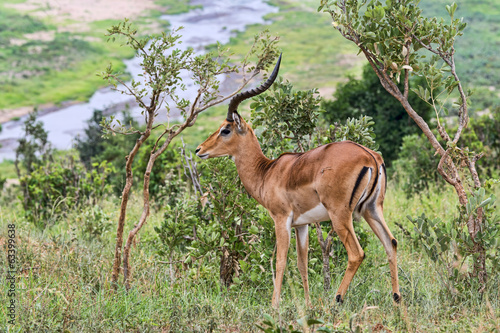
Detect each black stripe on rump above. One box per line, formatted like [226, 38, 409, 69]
[349, 166, 370, 208]
[382, 163, 387, 194]
[345, 141, 379, 196]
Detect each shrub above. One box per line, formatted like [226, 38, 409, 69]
[75, 109, 138, 195]
[459, 109, 500, 178]
[78, 205, 114, 240]
[407, 188, 500, 298]
[326, 115, 379, 152]
[155, 156, 276, 287]
[15, 111, 52, 177]
[392, 110, 500, 197]
[391, 133, 442, 197]
[250, 76, 323, 156]
[20, 154, 113, 227]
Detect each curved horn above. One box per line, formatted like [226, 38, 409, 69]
[227, 53, 282, 122]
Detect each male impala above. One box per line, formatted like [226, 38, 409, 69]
[196, 55, 400, 307]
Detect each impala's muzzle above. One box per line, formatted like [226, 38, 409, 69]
[195, 147, 209, 159]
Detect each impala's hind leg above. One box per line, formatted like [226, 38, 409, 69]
[330, 210, 365, 303]
[362, 205, 400, 303]
[295, 225, 311, 307]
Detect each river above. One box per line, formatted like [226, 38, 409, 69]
[0, 0, 278, 161]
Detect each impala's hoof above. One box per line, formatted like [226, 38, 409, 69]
[393, 293, 401, 303]
[335, 294, 343, 304]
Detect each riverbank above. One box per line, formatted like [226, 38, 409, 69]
[0, 0, 196, 119]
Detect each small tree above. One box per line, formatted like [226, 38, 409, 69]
[100, 20, 279, 288]
[319, 0, 491, 287]
[15, 111, 52, 178]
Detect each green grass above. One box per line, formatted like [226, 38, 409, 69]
[221, 2, 363, 93]
[1, 183, 499, 331]
[0, 160, 16, 178]
[1, 44, 131, 109]
[154, 0, 201, 15]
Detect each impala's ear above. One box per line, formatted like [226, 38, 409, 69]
[233, 112, 246, 133]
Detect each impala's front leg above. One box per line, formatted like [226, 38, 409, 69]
[272, 214, 291, 308]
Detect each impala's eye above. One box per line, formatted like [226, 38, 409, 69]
[221, 129, 231, 136]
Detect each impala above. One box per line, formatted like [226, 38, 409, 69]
[196, 55, 401, 307]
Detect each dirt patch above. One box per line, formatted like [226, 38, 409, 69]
[318, 86, 336, 98]
[9, 30, 56, 47]
[24, 30, 56, 42]
[6, 0, 160, 32]
[0, 106, 34, 124]
[0, 101, 81, 124]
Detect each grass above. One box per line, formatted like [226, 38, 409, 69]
[1, 183, 499, 331]
[154, 0, 201, 15]
[1, 51, 130, 109]
[0, 160, 16, 178]
[219, 0, 364, 94]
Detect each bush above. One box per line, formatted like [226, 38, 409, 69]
[20, 154, 113, 227]
[75, 109, 138, 195]
[154, 156, 276, 287]
[392, 109, 500, 197]
[250, 76, 323, 156]
[78, 205, 114, 240]
[391, 133, 442, 197]
[15, 111, 52, 177]
[459, 109, 500, 178]
[326, 115, 379, 152]
[407, 188, 500, 298]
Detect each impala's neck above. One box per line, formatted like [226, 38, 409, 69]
[232, 133, 272, 205]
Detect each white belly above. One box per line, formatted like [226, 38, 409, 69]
[292, 203, 330, 226]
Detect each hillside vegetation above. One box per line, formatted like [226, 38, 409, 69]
[0, 0, 191, 112]
[0, 0, 498, 112]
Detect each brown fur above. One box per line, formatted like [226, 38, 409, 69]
[197, 114, 400, 307]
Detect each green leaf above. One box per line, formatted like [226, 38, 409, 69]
[307, 318, 325, 326]
[479, 197, 492, 208]
[250, 225, 260, 234]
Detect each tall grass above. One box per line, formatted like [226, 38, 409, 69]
[1, 182, 499, 332]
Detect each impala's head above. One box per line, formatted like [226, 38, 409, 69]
[196, 54, 282, 160]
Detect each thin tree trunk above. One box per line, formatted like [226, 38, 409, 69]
[314, 223, 333, 292]
[122, 133, 172, 288]
[111, 132, 151, 287]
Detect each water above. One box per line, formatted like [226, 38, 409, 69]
[0, 0, 278, 161]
